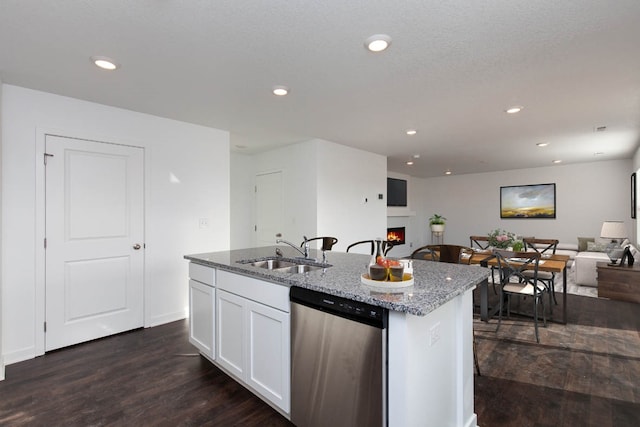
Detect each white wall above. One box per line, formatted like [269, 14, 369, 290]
[1, 85, 230, 364]
[230, 152, 255, 249]
[230, 139, 387, 254]
[239, 142, 317, 247]
[405, 160, 633, 248]
[0, 79, 4, 379]
[316, 139, 387, 253]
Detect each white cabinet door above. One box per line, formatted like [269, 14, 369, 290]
[246, 299, 291, 413]
[189, 279, 215, 360]
[217, 289, 245, 379]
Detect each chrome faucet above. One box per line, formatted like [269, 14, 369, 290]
[276, 235, 309, 259]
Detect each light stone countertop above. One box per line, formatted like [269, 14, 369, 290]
[185, 246, 490, 316]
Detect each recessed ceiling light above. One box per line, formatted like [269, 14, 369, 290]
[365, 34, 392, 52]
[445, 170, 452, 175]
[412, 154, 420, 159]
[406, 161, 414, 166]
[406, 129, 417, 136]
[91, 56, 119, 70]
[272, 86, 289, 96]
[505, 106, 523, 114]
[594, 152, 604, 156]
[552, 159, 562, 164]
[536, 142, 549, 147]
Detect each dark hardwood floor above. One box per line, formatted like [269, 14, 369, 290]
[0, 321, 293, 426]
[1, 293, 639, 426]
[474, 291, 640, 427]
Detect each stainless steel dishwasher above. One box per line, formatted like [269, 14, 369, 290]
[290, 287, 388, 427]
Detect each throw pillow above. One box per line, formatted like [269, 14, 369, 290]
[587, 241, 607, 252]
[577, 237, 595, 252]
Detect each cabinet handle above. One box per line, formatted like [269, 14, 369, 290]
[133, 244, 141, 250]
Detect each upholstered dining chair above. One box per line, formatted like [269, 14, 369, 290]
[301, 236, 338, 251]
[523, 238, 559, 307]
[493, 249, 547, 343]
[346, 240, 395, 256]
[410, 244, 474, 264]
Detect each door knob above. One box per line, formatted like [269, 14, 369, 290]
[133, 244, 141, 250]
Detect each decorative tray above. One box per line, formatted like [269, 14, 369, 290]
[361, 273, 414, 288]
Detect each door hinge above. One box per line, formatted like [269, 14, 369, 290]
[44, 152, 54, 165]
[255, 225, 257, 232]
[255, 185, 257, 193]
[44, 322, 47, 332]
[44, 238, 47, 249]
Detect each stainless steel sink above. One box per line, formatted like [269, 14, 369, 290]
[278, 264, 324, 274]
[238, 257, 330, 273]
[250, 259, 297, 270]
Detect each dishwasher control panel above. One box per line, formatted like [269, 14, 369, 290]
[290, 286, 387, 328]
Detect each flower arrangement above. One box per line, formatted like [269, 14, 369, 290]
[488, 228, 516, 249]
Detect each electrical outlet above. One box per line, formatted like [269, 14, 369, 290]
[198, 218, 210, 229]
[429, 322, 441, 346]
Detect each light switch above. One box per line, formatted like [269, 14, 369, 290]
[199, 218, 210, 229]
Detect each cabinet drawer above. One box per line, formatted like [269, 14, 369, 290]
[189, 262, 216, 286]
[217, 270, 289, 312]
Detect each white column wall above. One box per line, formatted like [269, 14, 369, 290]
[1, 84, 229, 364]
[0, 78, 4, 379]
[230, 152, 256, 249]
[250, 140, 318, 245]
[316, 139, 387, 253]
[230, 139, 387, 254]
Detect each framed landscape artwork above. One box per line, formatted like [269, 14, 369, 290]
[500, 183, 556, 219]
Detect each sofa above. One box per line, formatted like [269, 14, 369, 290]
[572, 238, 639, 287]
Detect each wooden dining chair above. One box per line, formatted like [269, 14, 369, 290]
[493, 249, 548, 343]
[523, 238, 559, 307]
[469, 235, 491, 250]
[301, 236, 338, 251]
[470, 235, 497, 291]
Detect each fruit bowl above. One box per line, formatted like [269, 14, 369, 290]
[361, 273, 414, 288]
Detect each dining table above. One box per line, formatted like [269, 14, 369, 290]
[469, 251, 571, 324]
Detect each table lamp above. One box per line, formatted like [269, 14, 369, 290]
[600, 220, 626, 265]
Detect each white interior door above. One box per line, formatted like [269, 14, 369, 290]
[45, 135, 144, 351]
[255, 171, 283, 246]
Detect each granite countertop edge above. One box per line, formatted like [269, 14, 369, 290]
[185, 246, 490, 317]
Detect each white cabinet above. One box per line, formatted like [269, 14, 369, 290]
[217, 289, 245, 377]
[246, 298, 290, 410]
[216, 270, 290, 414]
[188, 263, 216, 360]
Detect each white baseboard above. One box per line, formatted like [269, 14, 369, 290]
[3, 345, 36, 366]
[146, 309, 188, 328]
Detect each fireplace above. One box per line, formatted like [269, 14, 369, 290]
[387, 227, 405, 245]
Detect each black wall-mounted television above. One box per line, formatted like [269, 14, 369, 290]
[387, 177, 407, 207]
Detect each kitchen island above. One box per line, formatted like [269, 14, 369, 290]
[185, 246, 489, 427]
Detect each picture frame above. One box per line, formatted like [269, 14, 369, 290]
[500, 183, 556, 219]
[631, 172, 636, 219]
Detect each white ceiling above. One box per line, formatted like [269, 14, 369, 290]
[1, 0, 639, 178]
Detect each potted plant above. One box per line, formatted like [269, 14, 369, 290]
[429, 214, 447, 233]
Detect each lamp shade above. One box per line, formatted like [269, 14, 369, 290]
[600, 221, 627, 239]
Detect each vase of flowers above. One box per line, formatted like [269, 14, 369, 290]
[488, 228, 516, 249]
